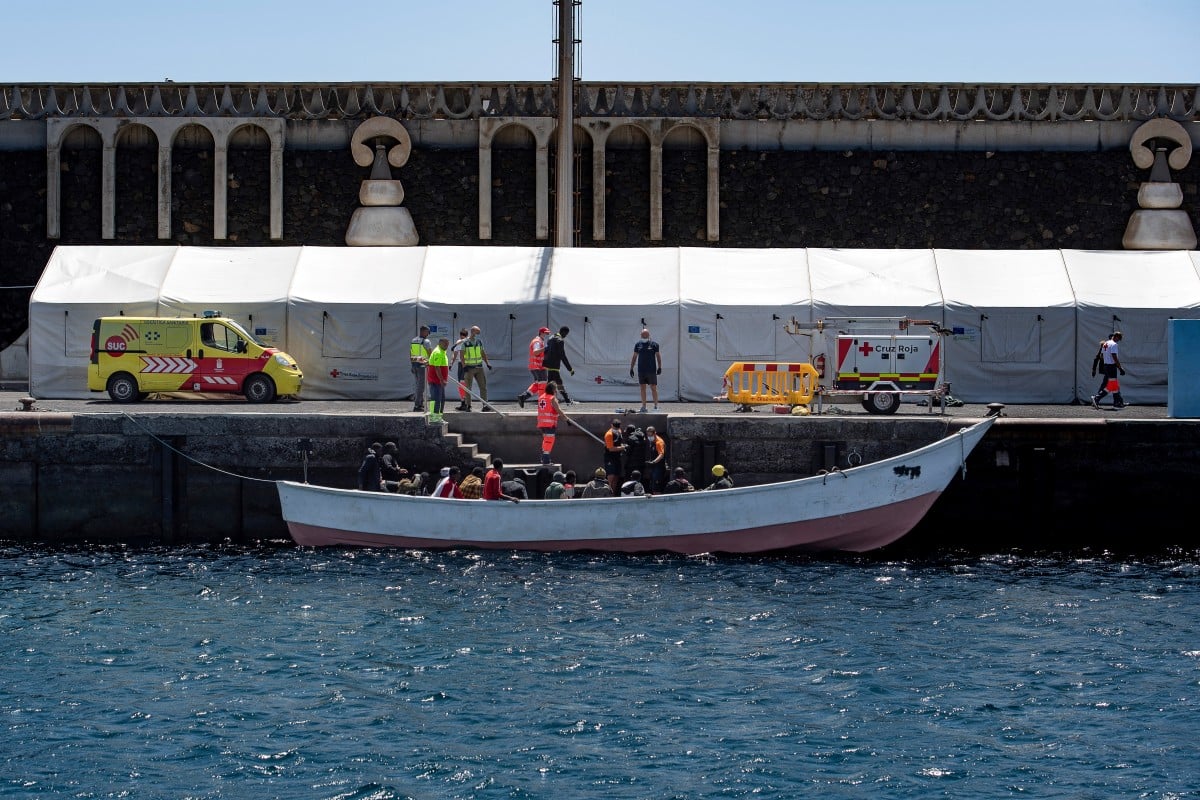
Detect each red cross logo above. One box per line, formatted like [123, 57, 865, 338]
[858, 341, 874, 357]
[329, 369, 340, 378]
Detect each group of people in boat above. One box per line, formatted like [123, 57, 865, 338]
[356, 434, 734, 500]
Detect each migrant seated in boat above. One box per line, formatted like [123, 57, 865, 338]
[703, 464, 734, 491]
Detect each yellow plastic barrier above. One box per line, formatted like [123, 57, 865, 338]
[722, 362, 819, 408]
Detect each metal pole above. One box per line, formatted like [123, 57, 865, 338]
[555, 0, 575, 248]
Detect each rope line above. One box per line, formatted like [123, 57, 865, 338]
[120, 411, 276, 484]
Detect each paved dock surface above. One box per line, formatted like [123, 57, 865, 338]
[0, 392, 1178, 420]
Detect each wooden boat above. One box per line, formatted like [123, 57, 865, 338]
[277, 417, 994, 554]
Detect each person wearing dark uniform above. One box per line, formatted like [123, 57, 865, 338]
[542, 326, 574, 403]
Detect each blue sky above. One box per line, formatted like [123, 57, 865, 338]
[5, 0, 1197, 84]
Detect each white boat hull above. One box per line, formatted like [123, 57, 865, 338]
[277, 417, 994, 554]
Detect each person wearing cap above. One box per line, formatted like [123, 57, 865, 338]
[703, 464, 734, 491]
[581, 467, 614, 498]
[542, 326, 575, 403]
[1091, 331, 1127, 410]
[432, 466, 464, 498]
[409, 325, 432, 412]
[663, 466, 695, 493]
[517, 326, 551, 408]
[603, 418, 628, 494]
[544, 470, 568, 499]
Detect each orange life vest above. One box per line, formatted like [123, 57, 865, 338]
[537, 393, 559, 428]
[528, 335, 545, 370]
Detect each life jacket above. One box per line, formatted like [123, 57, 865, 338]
[537, 393, 559, 428]
[528, 336, 545, 370]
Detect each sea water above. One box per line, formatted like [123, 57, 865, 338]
[2, 543, 1198, 799]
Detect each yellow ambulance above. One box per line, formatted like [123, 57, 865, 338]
[88, 312, 303, 403]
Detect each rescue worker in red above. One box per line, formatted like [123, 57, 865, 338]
[537, 381, 565, 465]
[517, 326, 551, 408]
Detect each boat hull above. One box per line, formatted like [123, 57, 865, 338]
[278, 417, 994, 555]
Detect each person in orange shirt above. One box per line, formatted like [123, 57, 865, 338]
[537, 381, 565, 465]
[643, 425, 666, 493]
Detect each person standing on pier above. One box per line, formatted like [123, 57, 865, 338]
[459, 325, 493, 412]
[629, 327, 662, 412]
[409, 325, 431, 412]
[1091, 331, 1126, 410]
[426, 337, 451, 423]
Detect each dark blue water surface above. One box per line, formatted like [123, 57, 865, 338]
[3, 543, 1198, 799]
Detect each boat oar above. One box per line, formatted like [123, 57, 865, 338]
[446, 374, 506, 416]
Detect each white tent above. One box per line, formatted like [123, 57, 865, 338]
[157, 247, 299, 349]
[417, 246, 552, 399]
[29, 246, 178, 399]
[678, 248, 812, 401]
[806, 249, 945, 401]
[549, 248, 681, 403]
[287, 247, 426, 400]
[936, 250, 1077, 403]
[26, 245, 1200, 405]
[1064, 250, 1200, 404]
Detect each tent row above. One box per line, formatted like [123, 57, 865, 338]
[28, 245, 1200, 404]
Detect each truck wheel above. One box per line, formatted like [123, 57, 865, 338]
[107, 373, 141, 403]
[862, 392, 901, 415]
[243, 374, 276, 404]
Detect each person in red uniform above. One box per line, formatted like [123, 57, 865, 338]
[483, 457, 521, 502]
[537, 381, 565, 465]
[517, 326, 550, 408]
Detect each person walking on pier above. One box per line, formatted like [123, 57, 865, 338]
[409, 325, 431, 412]
[518, 326, 550, 408]
[1091, 331, 1127, 410]
[543, 326, 575, 403]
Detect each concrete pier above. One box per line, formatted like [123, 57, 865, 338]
[0, 394, 1195, 552]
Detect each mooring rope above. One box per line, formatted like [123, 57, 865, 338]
[120, 411, 277, 484]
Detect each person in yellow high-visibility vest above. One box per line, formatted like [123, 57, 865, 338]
[409, 325, 431, 412]
[458, 325, 493, 411]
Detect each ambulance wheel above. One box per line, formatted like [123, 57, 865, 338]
[243, 374, 276, 404]
[107, 373, 141, 403]
[862, 392, 900, 415]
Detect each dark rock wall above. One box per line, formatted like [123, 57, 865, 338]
[1, 143, 1196, 348]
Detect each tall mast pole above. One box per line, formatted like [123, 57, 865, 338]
[554, 0, 576, 248]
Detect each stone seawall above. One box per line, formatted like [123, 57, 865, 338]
[1, 410, 1196, 551]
